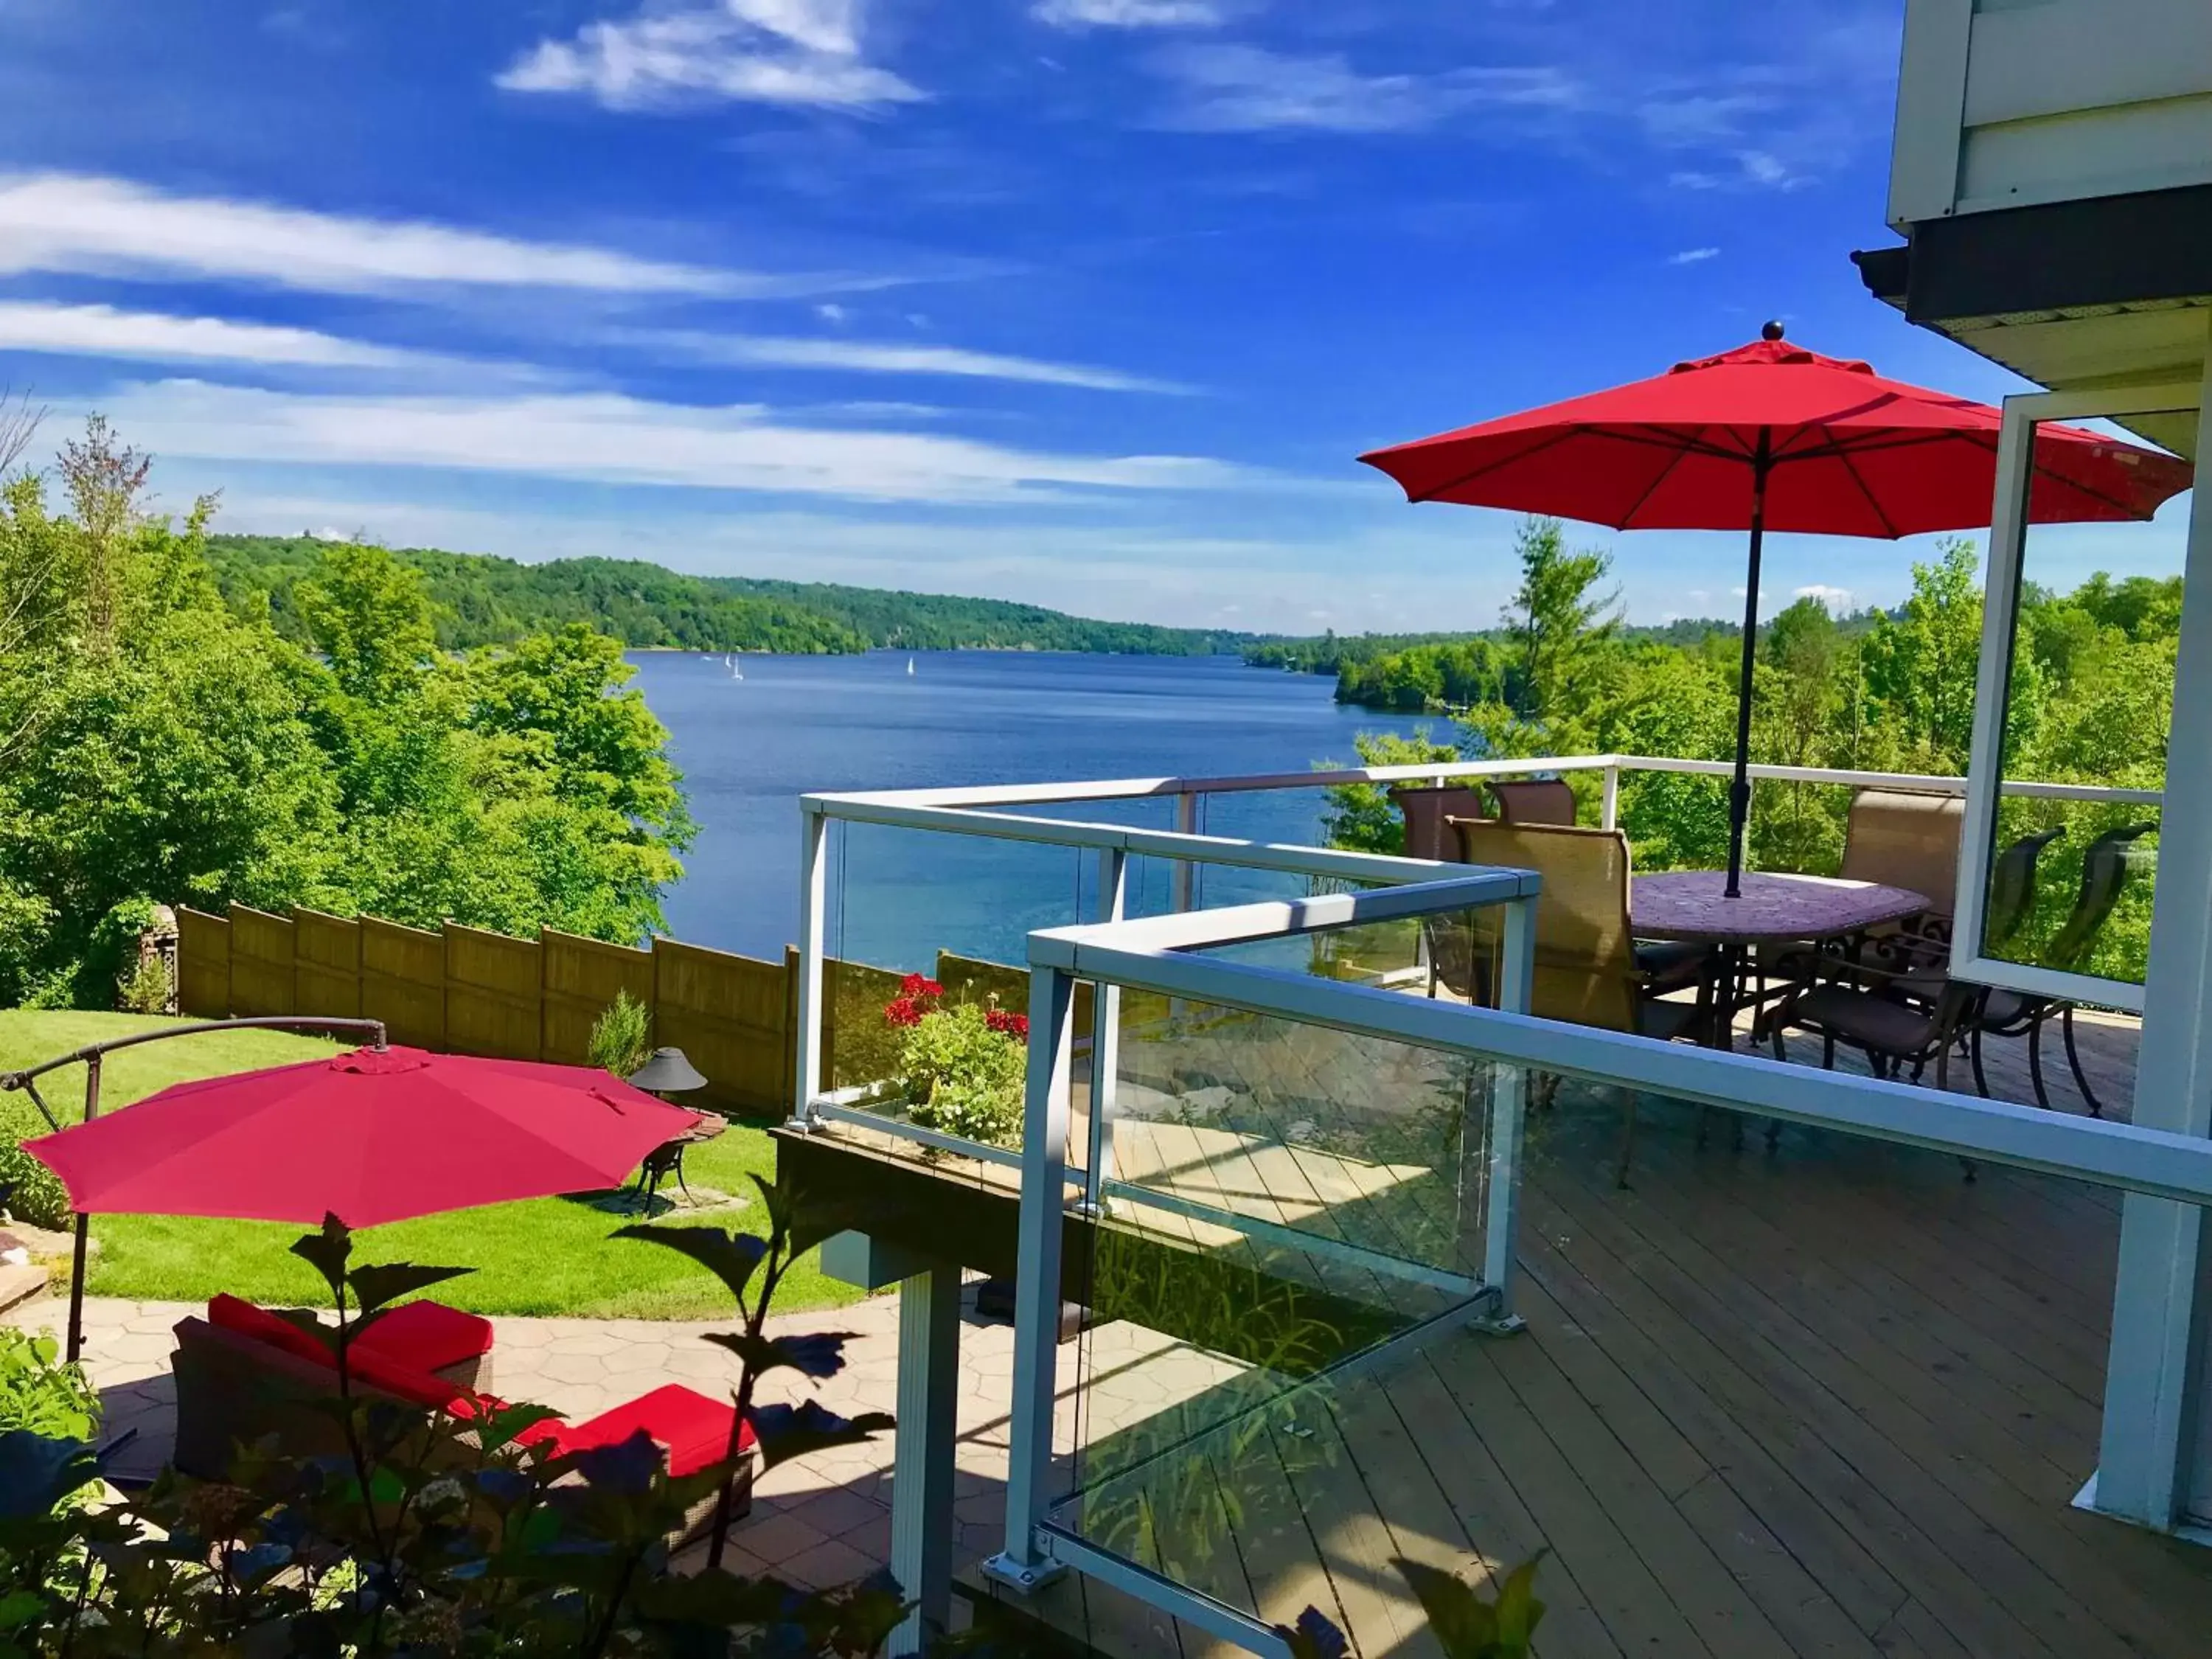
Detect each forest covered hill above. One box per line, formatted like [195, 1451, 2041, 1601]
[206, 535, 1261, 656]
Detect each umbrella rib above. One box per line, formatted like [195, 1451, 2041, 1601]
[1403, 428, 1582, 503]
[1615, 435, 1705, 530]
[1832, 445, 1903, 539]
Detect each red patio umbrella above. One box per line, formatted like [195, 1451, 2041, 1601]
[24, 1044, 704, 1228]
[1359, 323, 2194, 894]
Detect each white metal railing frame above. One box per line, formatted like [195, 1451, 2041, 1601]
[980, 883, 2212, 1658]
[792, 754, 2160, 1167]
[789, 787, 1543, 1171]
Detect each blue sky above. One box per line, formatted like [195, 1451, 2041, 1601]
[0, 0, 2185, 630]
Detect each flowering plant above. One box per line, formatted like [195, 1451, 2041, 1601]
[883, 975, 1028, 1147]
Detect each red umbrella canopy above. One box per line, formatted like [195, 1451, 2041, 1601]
[1359, 331, 2192, 535]
[24, 1046, 705, 1228]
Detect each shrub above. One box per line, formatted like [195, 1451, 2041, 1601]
[116, 950, 172, 1015]
[888, 977, 1027, 1148]
[0, 1092, 69, 1230]
[588, 986, 654, 1077]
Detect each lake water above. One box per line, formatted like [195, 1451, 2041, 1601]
[632, 650, 1427, 972]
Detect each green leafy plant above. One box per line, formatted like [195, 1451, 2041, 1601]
[0, 1326, 97, 1444]
[587, 986, 654, 1077]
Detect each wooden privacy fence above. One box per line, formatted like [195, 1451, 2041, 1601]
[176, 908, 1075, 1118]
[179, 905, 804, 1118]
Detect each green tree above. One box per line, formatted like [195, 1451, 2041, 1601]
[1501, 517, 1619, 722]
[298, 541, 439, 699]
[1320, 728, 1464, 854]
[1861, 538, 1982, 772]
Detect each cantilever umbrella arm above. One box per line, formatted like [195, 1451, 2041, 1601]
[0, 1015, 388, 1361]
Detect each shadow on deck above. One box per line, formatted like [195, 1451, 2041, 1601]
[995, 1004, 2211, 1659]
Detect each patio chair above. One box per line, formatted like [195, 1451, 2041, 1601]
[1838, 787, 1966, 939]
[1389, 784, 1489, 862]
[1958, 822, 2155, 1115]
[1486, 778, 1579, 827]
[1451, 818, 1717, 1186]
[1770, 823, 2150, 1116]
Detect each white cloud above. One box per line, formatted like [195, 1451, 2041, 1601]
[1795, 583, 1854, 611]
[497, 0, 922, 112]
[1666, 246, 1719, 266]
[814, 302, 850, 324]
[627, 329, 1194, 392]
[1669, 149, 1806, 192]
[0, 301, 449, 370]
[1034, 0, 1223, 27]
[1151, 44, 1576, 134]
[94, 379, 1243, 506]
[0, 173, 746, 296]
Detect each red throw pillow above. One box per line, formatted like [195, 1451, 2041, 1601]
[207, 1294, 333, 1367]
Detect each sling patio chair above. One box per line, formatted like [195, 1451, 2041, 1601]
[1450, 818, 1719, 1186]
[1486, 777, 1579, 827]
[1390, 783, 1489, 862]
[1770, 822, 2151, 1116]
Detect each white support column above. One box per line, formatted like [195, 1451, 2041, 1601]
[2098, 348, 2212, 1530]
[1600, 764, 1621, 831]
[1170, 790, 1200, 912]
[1480, 894, 1537, 1329]
[791, 806, 829, 1128]
[887, 1262, 961, 1658]
[983, 964, 1077, 1591]
[1085, 848, 1127, 1213]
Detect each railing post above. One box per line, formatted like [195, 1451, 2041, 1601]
[1085, 848, 1127, 1213]
[790, 804, 829, 1129]
[1601, 762, 1621, 831]
[984, 963, 1077, 1593]
[887, 1259, 961, 1657]
[1479, 893, 1537, 1333]
[1171, 790, 1200, 912]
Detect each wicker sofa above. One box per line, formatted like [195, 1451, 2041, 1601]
[170, 1308, 753, 1543]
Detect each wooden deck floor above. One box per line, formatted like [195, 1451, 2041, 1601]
[999, 1006, 2212, 1659]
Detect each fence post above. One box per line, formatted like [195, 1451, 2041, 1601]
[1601, 762, 1621, 830]
[792, 805, 829, 1128]
[1480, 891, 1537, 1332]
[984, 963, 1077, 1593]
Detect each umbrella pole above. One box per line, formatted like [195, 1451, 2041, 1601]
[65, 1053, 101, 1364]
[1725, 437, 1773, 899]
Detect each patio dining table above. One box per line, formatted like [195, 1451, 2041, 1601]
[1630, 869, 1931, 946]
[1630, 869, 1933, 1054]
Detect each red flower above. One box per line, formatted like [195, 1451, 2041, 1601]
[900, 973, 945, 1004]
[985, 1009, 1030, 1042]
[884, 996, 924, 1028]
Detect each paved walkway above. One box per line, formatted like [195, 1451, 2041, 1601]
[2, 1279, 1220, 1597]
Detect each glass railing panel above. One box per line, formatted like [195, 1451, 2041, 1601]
[1104, 993, 1494, 1287]
[1036, 1048, 2146, 1658]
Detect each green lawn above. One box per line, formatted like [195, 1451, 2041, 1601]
[0, 1012, 866, 1319]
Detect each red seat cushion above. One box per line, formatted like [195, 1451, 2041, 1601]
[207, 1293, 332, 1366]
[355, 1300, 494, 1374]
[205, 1293, 462, 1411]
[553, 1384, 754, 1478]
[341, 1344, 466, 1411]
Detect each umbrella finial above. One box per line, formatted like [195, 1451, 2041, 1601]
[1761, 319, 1786, 341]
